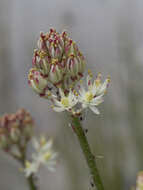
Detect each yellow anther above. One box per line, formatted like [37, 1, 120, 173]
[88, 69, 93, 77]
[107, 76, 111, 83]
[44, 152, 51, 161]
[85, 92, 93, 102]
[72, 41, 75, 45]
[25, 161, 31, 169]
[97, 72, 102, 78]
[51, 105, 54, 109]
[51, 42, 54, 46]
[95, 79, 101, 86]
[88, 69, 91, 74]
[40, 136, 47, 146]
[39, 51, 47, 59]
[51, 58, 58, 65]
[61, 97, 69, 107]
[73, 89, 76, 93]
[47, 91, 51, 96]
[73, 90, 78, 96]
[78, 51, 83, 56]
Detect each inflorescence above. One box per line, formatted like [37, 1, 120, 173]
[0, 109, 33, 151]
[0, 109, 57, 178]
[28, 28, 110, 116]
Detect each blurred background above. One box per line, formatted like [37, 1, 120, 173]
[0, 0, 143, 189]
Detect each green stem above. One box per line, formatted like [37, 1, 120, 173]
[27, 175, 37, 190]
[71, 116, 104, 190]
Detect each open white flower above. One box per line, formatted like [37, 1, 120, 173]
[78, 71, 110, 114]
[24, 160, 40, 177]
[23, 135, 57, 177]
[52, 88, 78, 112]
[32, 136, 57, 171]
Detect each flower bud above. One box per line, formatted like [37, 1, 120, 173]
[48, 61, 65, 85]
[0, 109, 34, 152]
[10, 124, 20, 142]
[28, 68, 48, 95]
[30, 28, 86, 93]
[32, 49, 51, 75]
[0, 128, 8, 149]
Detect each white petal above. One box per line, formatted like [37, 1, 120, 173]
[41, 140, 53, 152]
[78, 84, 86, 95]
[53, 98, 62, 107]
[91, 94, 104, 105]
[53, 106, 65, 112]
[82, 103, 88, 109]
[98, 79, 108, 94]
[59, 88, 65, 98]
[89, 106, 100, 114]
[32, 138, 40, 150]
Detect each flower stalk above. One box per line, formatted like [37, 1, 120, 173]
[71, 116, 104, 190]
[20, 149, 37, 190]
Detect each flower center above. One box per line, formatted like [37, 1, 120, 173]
[40, 136, 47, 147]
[25, 161, 31, 169]
[85, 92, 93, 102]
[61, 97, 69, 107]
[44, 152, 51, 161]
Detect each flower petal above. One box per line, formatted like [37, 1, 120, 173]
[89, 106, 100, 114]
[53, 106, 65, 112]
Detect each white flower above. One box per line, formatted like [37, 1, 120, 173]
[52, 88, 78, 112]
[24, 161, 39, 177]
[78, 71, 110, 114]
[32, 136, 57, 171]
[23, 135, 57, 177]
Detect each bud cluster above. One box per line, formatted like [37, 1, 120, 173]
[0, 109, 33, 151]
[28, 28, 85, 98]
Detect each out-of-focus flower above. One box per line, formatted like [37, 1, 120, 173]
[0, 109, 34, 151]
[29, 28, 85, 98]
[136, 172, 143, 190]
[24, 135, 57, 177]
[24, 161, 39, 178]
[52, 88, 78, 112]
[78, 71, 110, 114]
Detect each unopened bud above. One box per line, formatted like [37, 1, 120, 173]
[29, 28, 86, 93]
[28, 68, 48, 94]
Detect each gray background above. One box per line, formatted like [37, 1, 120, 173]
[0, 0, 143, 189]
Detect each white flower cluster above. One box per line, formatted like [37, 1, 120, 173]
[51, 70, 110, 115]
[24, 135, 57, 177]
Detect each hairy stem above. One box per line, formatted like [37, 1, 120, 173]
[71, 116, 104, 190]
